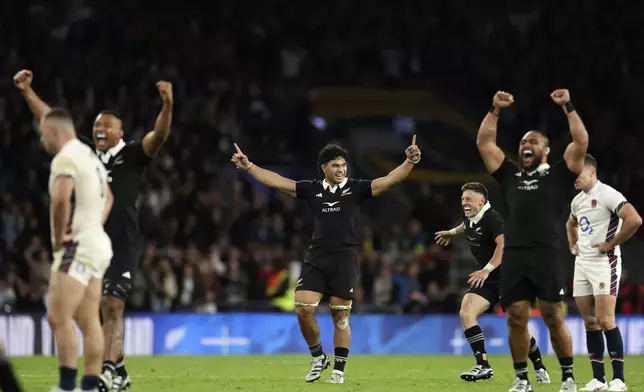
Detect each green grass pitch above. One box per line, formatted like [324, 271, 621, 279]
[13, 355, 644, 391]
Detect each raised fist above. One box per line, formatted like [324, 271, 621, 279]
[550, 89, 570, 106]
[493, 91, 514, 109]
[157, 81, 173, 104]
[13, 69, 33, 91]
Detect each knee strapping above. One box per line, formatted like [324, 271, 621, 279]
[102, 280, 131, 301]
[329, 304, 352, 311]
[294, 301, 319, 308]
[336, 316, 349, 330]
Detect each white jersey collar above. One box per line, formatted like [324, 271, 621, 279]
[97, 139, 126, 164]
[322, 178, 348, 193]
[470, 201, 491, 225]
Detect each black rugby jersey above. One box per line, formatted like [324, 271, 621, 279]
[492, 158, 576, 249]
[80, 136, 150, 246]
[296, 178, 373, 257]
[463, 203, 504, 280]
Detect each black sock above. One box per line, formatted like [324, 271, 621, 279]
[558, 357, 574, 381]
[334, 347, 349, 372]
[464, 325, 489, 367]
[586, 330, 606, 383]
[605, 327, 624, 381]
[116, 355, 128, 378]
[103, 360, 116, 374]
[0, 360, 23, 392]
[80, 375, 100, 391]
[309, 343, 324, 358]
[59, 366, 78, 391]
[528, 336, 545, 370]
[514, 362, 529, 381]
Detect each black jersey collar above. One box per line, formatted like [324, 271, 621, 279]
[322, 178, 348, 193]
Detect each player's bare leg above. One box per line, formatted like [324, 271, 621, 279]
[0, 342, 23, 392]
[47, 271, 87, 391]
[294, 290, 328, 382]
[540, 301, 577, 392]
[506, 300, 533, 392]
[595, 295, 626, 391]
[459, 293, 494, 381]
[75, 278, 104, 392]
[327, 297, 352, 384]
[576, 296, 608, 391]
[100, 293, 127, 390]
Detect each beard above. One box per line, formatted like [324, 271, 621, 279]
[519, 151, 544, 172]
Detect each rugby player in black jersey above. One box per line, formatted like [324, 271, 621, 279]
[231, 138, 420, 384]
[14, 69, 173, 392]
[477, 89, 588, 392]
[435, 182, 550, 384]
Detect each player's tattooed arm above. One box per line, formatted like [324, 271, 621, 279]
[434, 223, 465, 246]
[231, 143, 297, 197]
[552, 89, 589, 174]
[142, 81, 174, 157]
[566, 214, 580, 255]
[50, 176, 75, 251]
[477, 91, 512, 173]
[371, 135, 420, 197]
[13, 69, 52, 120]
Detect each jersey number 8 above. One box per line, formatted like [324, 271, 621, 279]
[579, 216, 593, 235]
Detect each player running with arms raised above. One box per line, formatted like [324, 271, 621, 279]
[14, 69, 173, 392]
[477, 89, 589, 392]
[567, 154, 641, 392]
[231, 138, 420, 384]
[41, 108, 114, 392]
[435, 182, 550, 384]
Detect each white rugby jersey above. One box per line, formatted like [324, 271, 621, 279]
[49, 139, 111, 244]
[570, 180, 627, 260]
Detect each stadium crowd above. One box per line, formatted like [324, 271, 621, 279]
[1, 0, 643, 314]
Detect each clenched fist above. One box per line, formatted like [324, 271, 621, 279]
[550, 89, 570, 106]
[157, 81, 173, 105]
[13, 69, 33, 91]
[493, 91, 514, 109]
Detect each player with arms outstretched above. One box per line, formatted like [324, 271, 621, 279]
[477, 89, 589, 392]
[567, 154, 642, 392]
[231, 138, 420, 384]
[14, 69, 173, 392]
[435, 182, 550, 384]
[41, 108, 114, 392]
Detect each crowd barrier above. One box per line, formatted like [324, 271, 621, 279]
[1, 313, 643, 356]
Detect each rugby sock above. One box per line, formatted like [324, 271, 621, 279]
[309, 343, 325, 359]
[464, 325, 489, 367]
[514, 362, 529, 381]
[0, 358, 23, 392]
[116, 355, 128, 378]
[59, 366, 78, 391]
[605, 327, 624, 381]
[528, 336, 545, 370]
[102, 360, 116, 373]
[586, 330, 606, 383]
[81, 375, 100, 391]
[333, 347, 349, 372]
[558, 356, 574, 381]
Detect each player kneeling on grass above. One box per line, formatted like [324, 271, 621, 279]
[435, 182, 550, 384]
[232, 137, 421, 384]
[41, 108, 114, 392]
[567, 155, 642, 392]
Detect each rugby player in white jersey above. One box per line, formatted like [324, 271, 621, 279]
[41, 108, 114, 392]
[567, 154, 642, 392]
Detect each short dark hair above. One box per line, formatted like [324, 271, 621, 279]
[584, 154, 598, 170]
[528, 130, 550, 147]
[98, 109, 122, 120]
[317, 144, 349, 167]
[461, 182, 488, 201]
[44, 107, 73, 122]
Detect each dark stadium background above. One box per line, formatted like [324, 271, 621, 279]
[1, 0, 644, 317]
